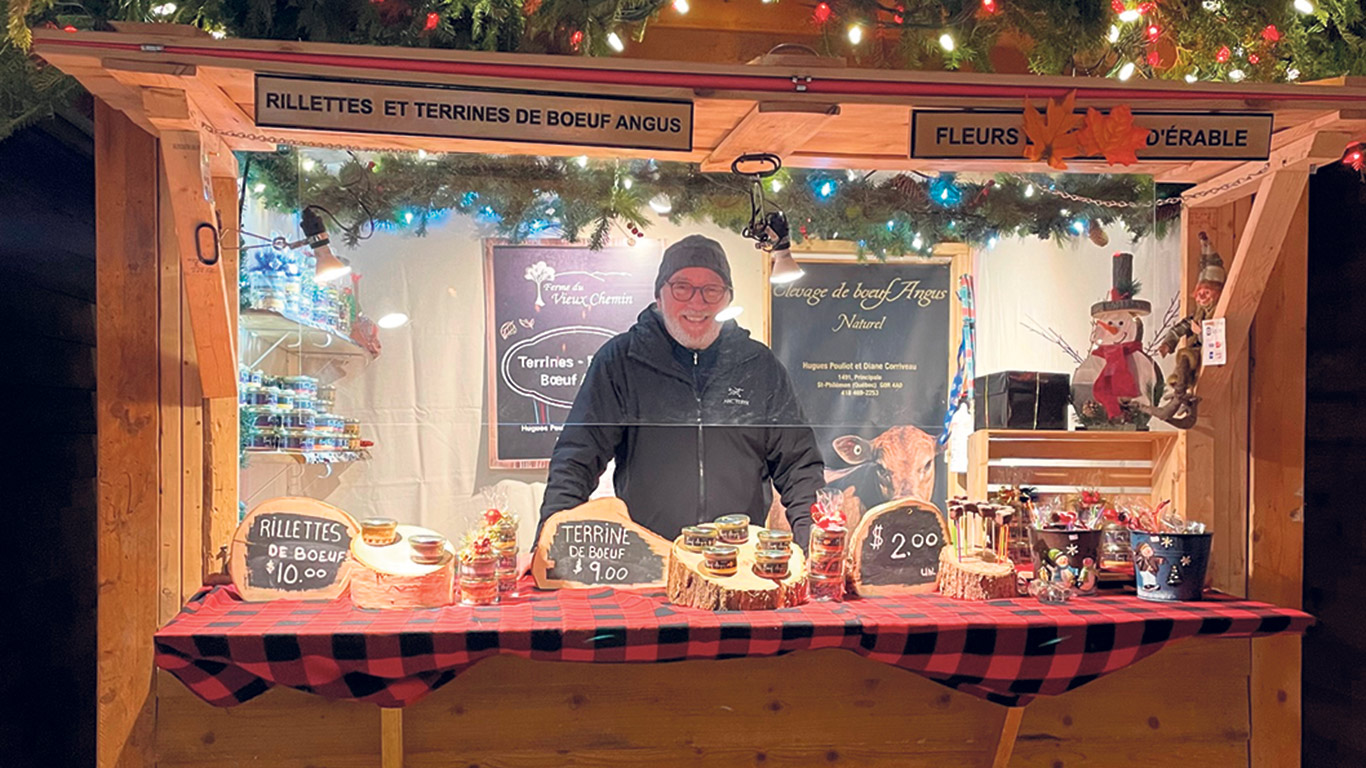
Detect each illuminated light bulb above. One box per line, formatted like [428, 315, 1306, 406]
[846, 169, 859, 181]
[673, 0, 689, 13]
[1118, 8, 1141, 22]
[252, 182, 266, 194]
[377, 312, 410, 329]
[988, 235, 999, 249]
[714, 305, 744, 322]
[818, 180, 835, 198]
[1118, 61, 1136, 80]
[1293, 0, 1313, 13]
[606, 31, 625, 52]
[1024, 183, 1036, 198]
[813, 2, 832, 23]
[575, 155, 589, 168]
[150, 2, 176, 15]
[546, 208, 556, 216]
[301, 158, 317, 172]
[939, 32, 956, 51]
[210, 28, 226, 39]
[622, 176, 633, 189]
[911, 233, 924, 249]
[1060, 208, 1071, 215]
[1108, 25, 1120, 42]
[770, 179, 784, 192]
[1228, 68, 1246, 82]
[982, 0, 996, 12]
[404, 211, 415, 224]
[648, 193, 673, 214]
[848, 24, 864, 44]
[417, 149, 428, 159]
[1286, 68, 1300, 81]
[887, 220, 896, 231]
[1147, 23, 1160, 40]
[1071, 219, 1087, 234]
[1185, 73, 1198, 83]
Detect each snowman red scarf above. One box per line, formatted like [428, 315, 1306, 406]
[1092, 341, 1142, 419]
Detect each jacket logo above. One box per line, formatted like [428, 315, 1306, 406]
[723, 387, 750, 406]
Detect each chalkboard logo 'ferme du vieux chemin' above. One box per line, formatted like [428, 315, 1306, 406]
[775, 277, 950, 333]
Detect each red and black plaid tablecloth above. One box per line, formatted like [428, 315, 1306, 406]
[154, 581, 1310, 709]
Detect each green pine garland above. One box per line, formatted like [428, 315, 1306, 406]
[244, 148, 1172, 256]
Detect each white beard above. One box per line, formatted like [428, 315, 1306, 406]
[660, 309, 722, 350]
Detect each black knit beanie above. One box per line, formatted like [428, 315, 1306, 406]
[654, 235, 733, 297]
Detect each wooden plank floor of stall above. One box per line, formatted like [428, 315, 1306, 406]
[156, 638, 1251, 767]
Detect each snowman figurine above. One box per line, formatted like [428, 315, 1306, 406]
[1071, 252, 1164, 429]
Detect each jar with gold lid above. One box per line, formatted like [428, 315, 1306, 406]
[752, 548, 792, 580]
[757, 529, 793, 551]
[680, 524, 719, 552]
[360, 517, 399, 546]
[713, 515, 750, 544]
[702, 544, 739, 577]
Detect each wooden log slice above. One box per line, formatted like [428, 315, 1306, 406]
[667, 526, 808, 610]
[349, 524, 457, 609]
[532, 498, 673, 590]
[230, 497, 360, 602]
[935, 548, 1018, 601]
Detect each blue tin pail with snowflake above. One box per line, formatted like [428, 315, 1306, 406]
[1129, 530, 1212, 601]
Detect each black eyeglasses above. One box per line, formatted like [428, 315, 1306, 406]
[667, 281, 730, 304]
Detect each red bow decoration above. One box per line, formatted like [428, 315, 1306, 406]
[812, 500, 846, 530]
[1092, 341, 1142, 419]
[482, 508, 503, 526]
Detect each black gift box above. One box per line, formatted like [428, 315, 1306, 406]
[973, 371, 1070, 430]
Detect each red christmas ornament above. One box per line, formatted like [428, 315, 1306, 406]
[1345, 144, 1365, 172]
[1261, 24, 1280, 43]
[1138, 1, 1155, 13]
[570, 29, 584, 48]
[981, 0, 997, 13]
[62, 24, 77, 32]
[1248, 53, 1260, 64]
[1146, 24, 1160, 41]
[1147, 49, 1161, 66]
[1110, 0, 1125, 12]
[1216, 45, 1231, 63]
[424, 11, 439, 30]
[813, 2, 832, 23]
[483, 508, 503, 526]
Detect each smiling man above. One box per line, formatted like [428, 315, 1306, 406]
[539, 234, 825, 544]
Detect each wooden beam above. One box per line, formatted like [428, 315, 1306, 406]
[95, 99, 160, 768]
[1197, 170, 1309, 397]
[1248, 185, 1307, 768]
[159, 129, 238, 398]
[991, 707, 1026, 768]
[204, 171, 241, 583]
[1184, 131, 1348, 208]
[701, 101, 840, 172]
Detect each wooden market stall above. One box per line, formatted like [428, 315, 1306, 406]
[33, 24, 1363, 767]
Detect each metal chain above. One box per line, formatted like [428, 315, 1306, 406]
[1004, 163, 1269, 209]
[209, 124, 1272, 208]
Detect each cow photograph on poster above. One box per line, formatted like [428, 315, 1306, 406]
[769, 259, 952, 531]
[484, 241, 661, 467]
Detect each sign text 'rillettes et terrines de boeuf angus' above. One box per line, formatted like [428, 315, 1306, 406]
[255, 74, 693, 152]
[911, 109, 1273, 161]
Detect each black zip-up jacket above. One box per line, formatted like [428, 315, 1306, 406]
[539, 305, 824, 544]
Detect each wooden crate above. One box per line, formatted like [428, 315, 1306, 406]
[966, 429, 1182, 509]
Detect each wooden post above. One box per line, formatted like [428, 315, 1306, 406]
[382, 708, 404, 768]
[96, 100, 160, 768]
[1248, 186, 1308, 768]
[204, 170, 241, 582]
[991, 706, 1025, 768]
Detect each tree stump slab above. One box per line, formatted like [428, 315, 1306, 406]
[667, 527, 808, 610]
[349, 524, 457, 609]
[936, 548, 1018, 601]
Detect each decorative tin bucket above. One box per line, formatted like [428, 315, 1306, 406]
[1129, 530, 1212, 602]
[1028, 528, 1103, 596]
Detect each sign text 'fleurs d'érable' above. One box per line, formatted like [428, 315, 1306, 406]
[256, 74, 693, 152]
[910, 110, 1273, 161]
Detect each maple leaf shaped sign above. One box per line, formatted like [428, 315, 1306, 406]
[1022, 90, 1083, 171]
[1078, 105, 1152, 166]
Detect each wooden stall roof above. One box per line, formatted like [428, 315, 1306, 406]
[34, 25, 1366, 183]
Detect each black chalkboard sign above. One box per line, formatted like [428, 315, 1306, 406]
[544, 520, 663, 585]
[484, 241, 661, 468]
[851, 502, 948, 595]
[230, 499, 360, 601]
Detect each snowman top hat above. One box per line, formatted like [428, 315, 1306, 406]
[1090, 252, 1151, 317]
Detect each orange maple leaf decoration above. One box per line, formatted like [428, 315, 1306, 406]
[1022, 90, 1083, 170]
[1077, 105, 1151, 166]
